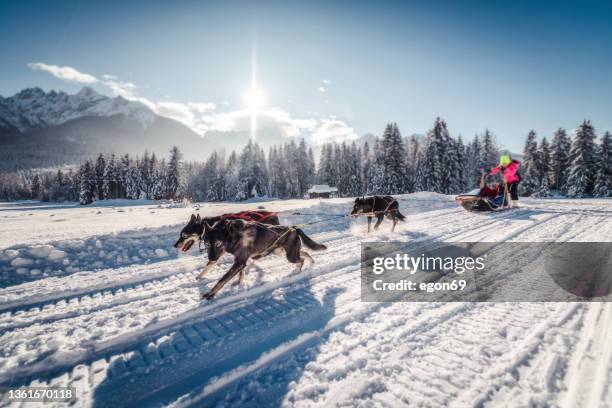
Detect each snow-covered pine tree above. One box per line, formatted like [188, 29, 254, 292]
[94, 154, 106, 200]
[450, 136, 467, 193]
[367, 139, 385, 194]
[348, 141, 362, 196]
[566, 120, 597, 198]
[102, 154, 118, 200]
[405, 135, 420, 192]
[480, 129, 499, 173]
[336, 142, 352, 196]
[520, 130, 540, 196]
[79, 160, 96, 205]
[380, 123, 407, 194]
[317, 144, 334, 186]
[224, 151, 240, 200]
[166, 146, 183, 200]
[422, 118, 448, 193]
[549, 128, 571, 191]
[593, 131, 611, 197]
[119, 154, 131, 198]
[467, 135, 482, 188]
[126, 161, 141, 199]
[31, 173, 42, 200]
[361, 141, 371, 194]
[238, 140, 268, 198]
[295, 139, 313, 198]
[535, 175, 551, 198]
[307, 147, 316, 190]
[538, 137, 551, 186]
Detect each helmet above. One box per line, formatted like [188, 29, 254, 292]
[499, 154, 511, 166]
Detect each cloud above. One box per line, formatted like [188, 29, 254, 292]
[311, 118, 357, 144]
[27, 62, 359, 145]
[28, 62, 98, 83]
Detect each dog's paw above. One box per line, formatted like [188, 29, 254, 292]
[202, 292, 215, 300]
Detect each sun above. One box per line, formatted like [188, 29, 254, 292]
[242, 85, 266, 109]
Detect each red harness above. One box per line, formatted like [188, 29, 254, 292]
[221, 210, 277, 223]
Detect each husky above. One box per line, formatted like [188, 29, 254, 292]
[174, 212, 280, 275]
[197, 218, 327, 300]
[350, 195, 405, 232]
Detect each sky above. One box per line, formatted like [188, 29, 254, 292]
[1, 0, 611, 151]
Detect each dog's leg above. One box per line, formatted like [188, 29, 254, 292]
[233, 268, 246, 286]
[374, 214, 384, 230]
[196, 260, 216, 280]
[300, 250, 314, 266]
[367, 216, 372, 233]
[202, 260, 247, 300]
[391, 215, 397, 232]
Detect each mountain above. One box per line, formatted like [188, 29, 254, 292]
[0, 87, 210, 170]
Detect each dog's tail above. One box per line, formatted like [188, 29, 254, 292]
[296, 228, 327, 251]
[396, 210, 406, 221]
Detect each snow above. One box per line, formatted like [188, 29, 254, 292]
[0, 195, 610, 407]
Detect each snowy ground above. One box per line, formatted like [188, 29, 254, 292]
[0, 194, 611, 407]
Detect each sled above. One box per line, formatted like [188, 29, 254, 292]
[456, 181, 511, 212]
[455, 194, 509, 212]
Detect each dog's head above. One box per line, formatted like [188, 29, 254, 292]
[174, 214, 204, 252]
[201, 219, 232, 262]
[351, 197, 371, 216]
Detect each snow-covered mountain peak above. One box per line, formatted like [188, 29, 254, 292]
[0, 87, 156, 132]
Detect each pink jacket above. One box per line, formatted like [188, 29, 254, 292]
[490, 160, 521, 183]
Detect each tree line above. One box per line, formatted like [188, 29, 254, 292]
[0, 118, 609, 203]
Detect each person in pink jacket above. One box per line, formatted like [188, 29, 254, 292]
[489, 154, 521, 207]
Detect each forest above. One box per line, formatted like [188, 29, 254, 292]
[0, 118, 610, 203]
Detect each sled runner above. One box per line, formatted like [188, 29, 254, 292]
[456, 175, 510, 212]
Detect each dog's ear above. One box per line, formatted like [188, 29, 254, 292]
[189, 214, 196, 223]
[196, 214, 201, 222]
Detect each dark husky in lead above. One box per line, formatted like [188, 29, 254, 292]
[351, 195, 405, 232]
[174, 212, 280, 278]
[175, 216, 326, 299]
[201, 219, 326, 300]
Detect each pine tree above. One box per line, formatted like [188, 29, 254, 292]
[94, 154, 106, 200]
[422, 118, 448, 193]
[362, 141, 371, 194]
[535, 176, 551, 198]
[166, 146, 183, 200]
[593, 131, 611, 197]
[224, 151, 240, 200]
[467, 135, 482, 188]
[405, 135, 420, 192]
[538, 137, 551, 186]
[480, 129, 499, 172]
[367, 139, 385, 194]
[79, 160, 96, 205]
[31, 174, 42, 199]
[520, 130, 540, 196]
[550, 128, 571, 191]
[238, 140, 268, 198]
[566, 120, 597, 198]
[380, 123, 407, 194]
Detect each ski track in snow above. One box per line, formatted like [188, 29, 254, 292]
[0, 195, 610, 408]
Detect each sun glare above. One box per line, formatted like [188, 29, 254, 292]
[243, 85, 266, 109]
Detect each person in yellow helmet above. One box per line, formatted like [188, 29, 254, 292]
[489, 154, 521, 208]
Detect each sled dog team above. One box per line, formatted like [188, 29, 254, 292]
[174, 196, 405, 299]
[175, 153, 521, 299]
